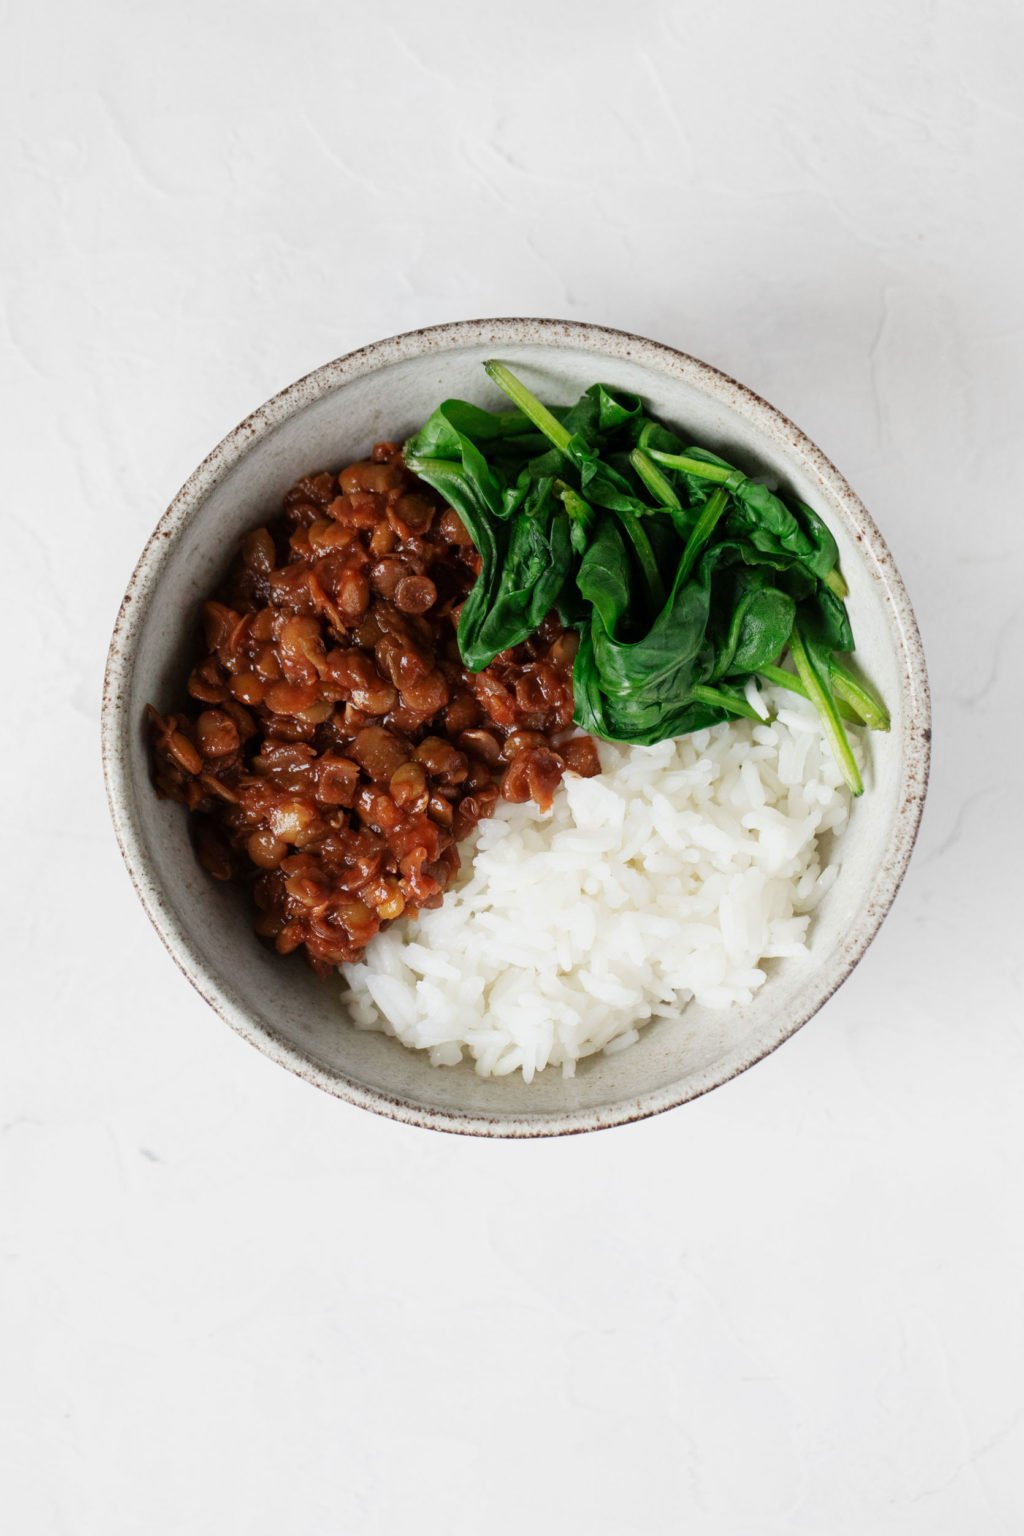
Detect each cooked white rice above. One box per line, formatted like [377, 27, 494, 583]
[341, 690, 858, 1081]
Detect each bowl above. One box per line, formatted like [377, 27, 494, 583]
[102, 318, 930, 1135]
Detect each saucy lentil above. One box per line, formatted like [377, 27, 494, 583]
[149, 442, 600, 974]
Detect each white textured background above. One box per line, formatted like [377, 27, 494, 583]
[4, 1, 1024, 1531]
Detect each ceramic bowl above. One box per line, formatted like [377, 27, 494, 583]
[102, 319, 930, 1135]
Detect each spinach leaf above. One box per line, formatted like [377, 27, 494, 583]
[709, 567, 795, 681]
[650, 444, 847, 593]
[575, 516, 632, 637]
[459, 474, 575, 670]
[404, 363, 885, 789]
[406, 402, 576, 669]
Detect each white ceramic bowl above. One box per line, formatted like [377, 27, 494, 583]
[102, 319, 930, 1135]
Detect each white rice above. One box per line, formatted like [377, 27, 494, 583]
[341, 690, 859, 1081]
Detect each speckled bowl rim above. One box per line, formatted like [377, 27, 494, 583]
[102, 317, 931, 1137]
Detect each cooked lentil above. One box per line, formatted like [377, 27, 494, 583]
[149, 442, 600, 973]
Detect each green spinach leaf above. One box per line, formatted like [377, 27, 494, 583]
[405, 363, 883, 793]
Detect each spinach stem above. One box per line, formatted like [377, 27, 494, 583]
[614, 510, 666, 613]
[402, 454, 470, 487]
[555, 479, 590, 523]
[757, 664, 862, 726]
[678, 488, 729, 586]
[690, 685, 763, 722]
[629, 449, 682, 509]
[484, 362, 573, 455]
[788, 627, 864, 796]
[555, 480, 596, 552]
[757, 663, 809, 697]
[828, 657, 890, 731]
[648, 448, 737, 485]
[653, 451, 850, 600]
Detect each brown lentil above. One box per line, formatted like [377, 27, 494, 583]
[148, 442, 600, 973]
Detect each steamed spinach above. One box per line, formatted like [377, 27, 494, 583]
[404, 364, 887, 795]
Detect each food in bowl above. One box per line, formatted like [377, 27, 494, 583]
[344, 713, 857, 1080]
[148, 440, 600, 973]
[148, 364, 889, 1080]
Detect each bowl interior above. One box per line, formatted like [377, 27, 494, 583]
[106, 325, 926, 1133]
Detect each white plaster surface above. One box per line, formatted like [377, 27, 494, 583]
[3, 0, 1023, 1530]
